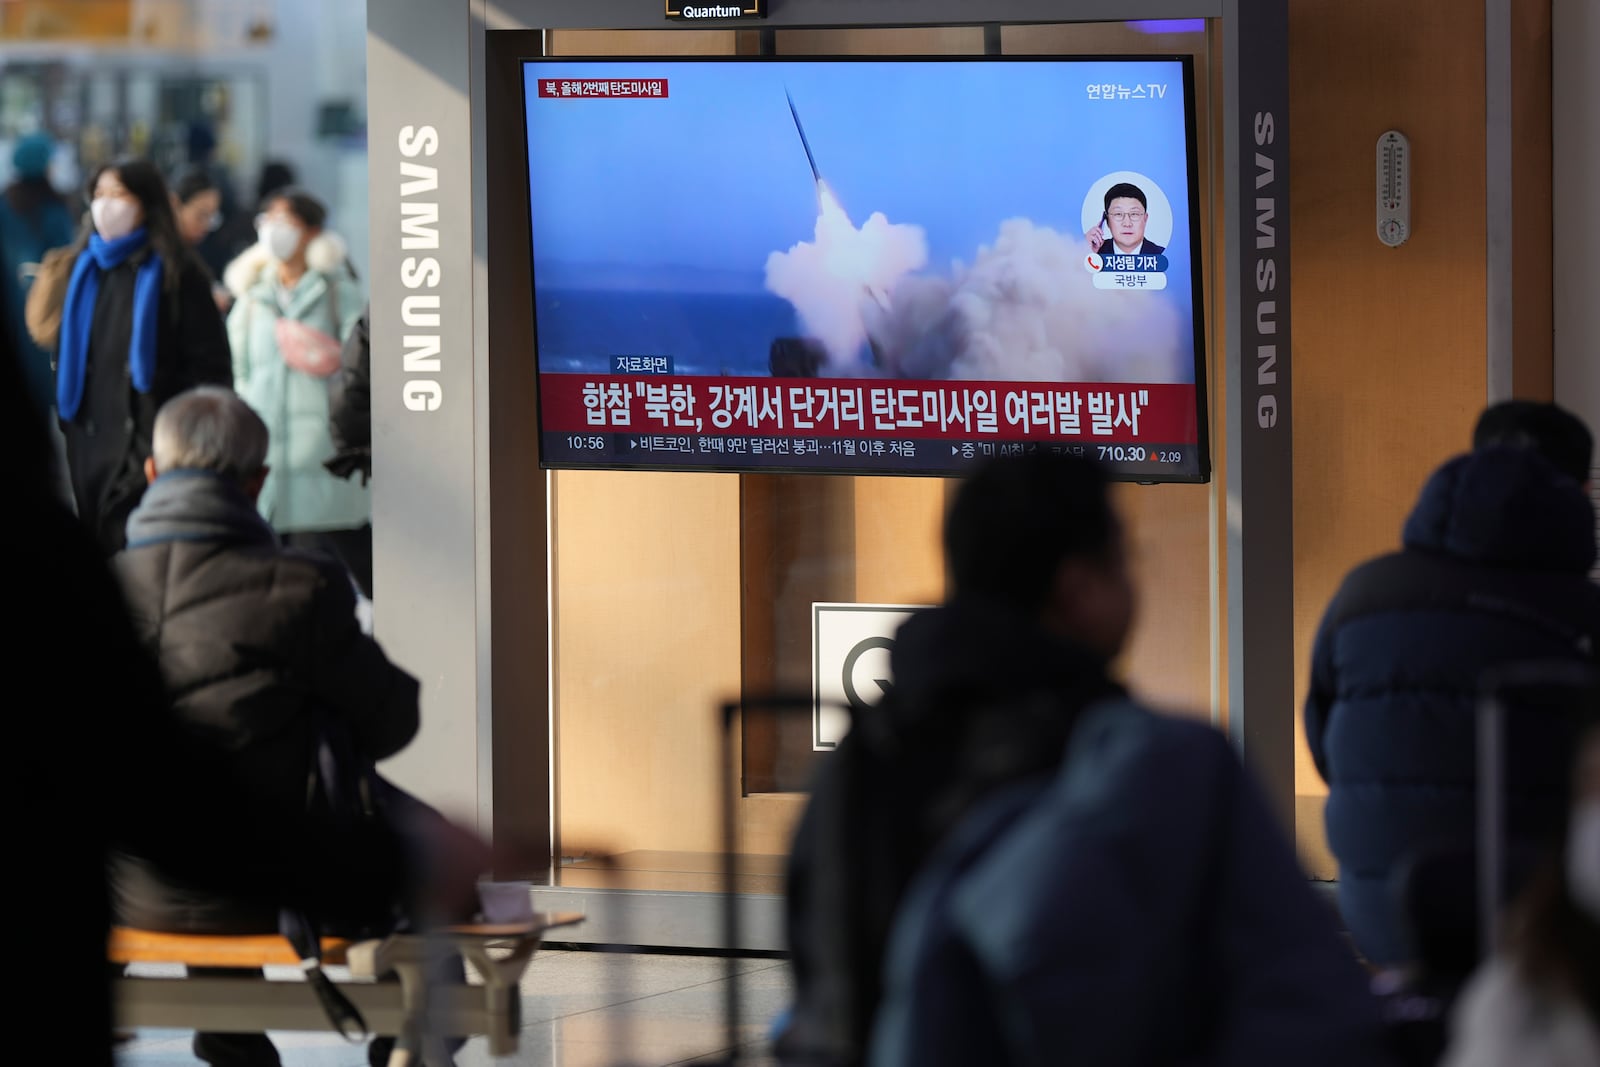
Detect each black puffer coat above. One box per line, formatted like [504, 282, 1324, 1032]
[1306, 446, 1600, 966]
[111, 469, 420, 932]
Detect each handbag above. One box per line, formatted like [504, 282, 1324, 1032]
[23, 244, 75, 352]
[258, 270, 344, 378]
[276, 317, 343, 378]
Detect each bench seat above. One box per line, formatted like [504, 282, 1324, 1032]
[111, 913, 584, 1061]
[110, 927, 355, 968]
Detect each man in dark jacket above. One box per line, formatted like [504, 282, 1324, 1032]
[781, 453, 1387, 1067]
[110, 385, 426, 1066]
[1306, 406, 1600, 969]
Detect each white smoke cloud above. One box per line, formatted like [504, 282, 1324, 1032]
[769, 206, 1187, 384]
[764, 182, 928, 372]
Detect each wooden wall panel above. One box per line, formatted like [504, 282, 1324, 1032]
[1290, 0, 1554, 874]
[1114, 483, 1214, 716]
[551, 471, 744, 855]
[1288, 0, 1548, 873]
[739, 475, 855, 797]
[1291, 0, 1490, 810]
[851, 477, 948, 607]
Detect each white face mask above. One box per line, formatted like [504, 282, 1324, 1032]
[260, 220, 304, 263]
[1569, 799, 1600, 921]
[91, 196, 140, 241]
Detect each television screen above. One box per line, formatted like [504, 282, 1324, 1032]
[521, 56, 1209, 481]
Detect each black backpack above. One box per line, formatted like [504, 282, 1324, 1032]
[280, 715, 402, 1041]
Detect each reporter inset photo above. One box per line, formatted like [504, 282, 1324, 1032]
[1082, 173, 1175, 258]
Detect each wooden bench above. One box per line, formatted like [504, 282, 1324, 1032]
[111, 913, 583, 1063]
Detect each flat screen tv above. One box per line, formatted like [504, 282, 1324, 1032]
[521, 56, 1210, 482]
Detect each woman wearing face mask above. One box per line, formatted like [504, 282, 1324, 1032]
[170, 168, 233, 315]
[54, 158, 232, 555]
[224, 188, 370, 596]
[1443, 728, 1600, 1067]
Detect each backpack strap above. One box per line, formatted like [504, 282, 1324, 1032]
[279, 909, 368, 1041]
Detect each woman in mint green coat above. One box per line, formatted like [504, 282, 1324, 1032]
[225, 188, 371, 594]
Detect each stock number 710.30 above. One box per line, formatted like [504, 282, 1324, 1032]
[1096, 446, 1186, 464]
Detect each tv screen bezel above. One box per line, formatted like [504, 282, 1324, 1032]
[519, 53, 1211, 484]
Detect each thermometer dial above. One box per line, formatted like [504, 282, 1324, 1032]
[1377, 130, 1411, 248]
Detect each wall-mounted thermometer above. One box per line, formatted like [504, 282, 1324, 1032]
[1377, 130, 1411, 247]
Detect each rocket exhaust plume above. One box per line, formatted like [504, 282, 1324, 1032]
[865, 220, 1186, 385]
[768, 91, 925, 369]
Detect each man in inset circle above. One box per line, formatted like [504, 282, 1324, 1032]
[1086, 181, 1166, 256]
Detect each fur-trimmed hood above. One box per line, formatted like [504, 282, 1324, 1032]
[222, 230, 350, 299]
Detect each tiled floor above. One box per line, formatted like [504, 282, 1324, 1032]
[117, 950, 790, 1066]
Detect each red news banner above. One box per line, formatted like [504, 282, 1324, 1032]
[543, 375, 1198, 444]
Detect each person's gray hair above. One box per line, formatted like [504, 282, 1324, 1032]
[152, 386, 269, 481]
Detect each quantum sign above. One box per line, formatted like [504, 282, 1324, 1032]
[666, 1, 766, 20]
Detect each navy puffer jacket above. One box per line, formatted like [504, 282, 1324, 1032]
[1305, 446, 1600, 966]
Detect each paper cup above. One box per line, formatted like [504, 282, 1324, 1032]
[477, 880, 534, 924]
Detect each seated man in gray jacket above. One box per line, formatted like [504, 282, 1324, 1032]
[110, 386, 429, 1067]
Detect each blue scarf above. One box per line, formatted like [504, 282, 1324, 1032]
[56, 228, 164, 422]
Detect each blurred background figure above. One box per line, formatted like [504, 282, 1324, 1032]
[183, 121, 240, 219]
[212, 158, 297, 273]
[54, 158, 232, 555]
[171, 169, 222, 249]
[170, 167, 233, 313]
[1443, 725, 1600, 1067]
[326, 301, 373, 487]
[226, 186, 370, 596]
[253, 160, 297, 214]
[0, 132, 77, 421]
[181, 121, 251, 288]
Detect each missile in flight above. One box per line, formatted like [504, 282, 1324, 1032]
[785, 89, 894, 317]
[786, 90, 823, 184]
